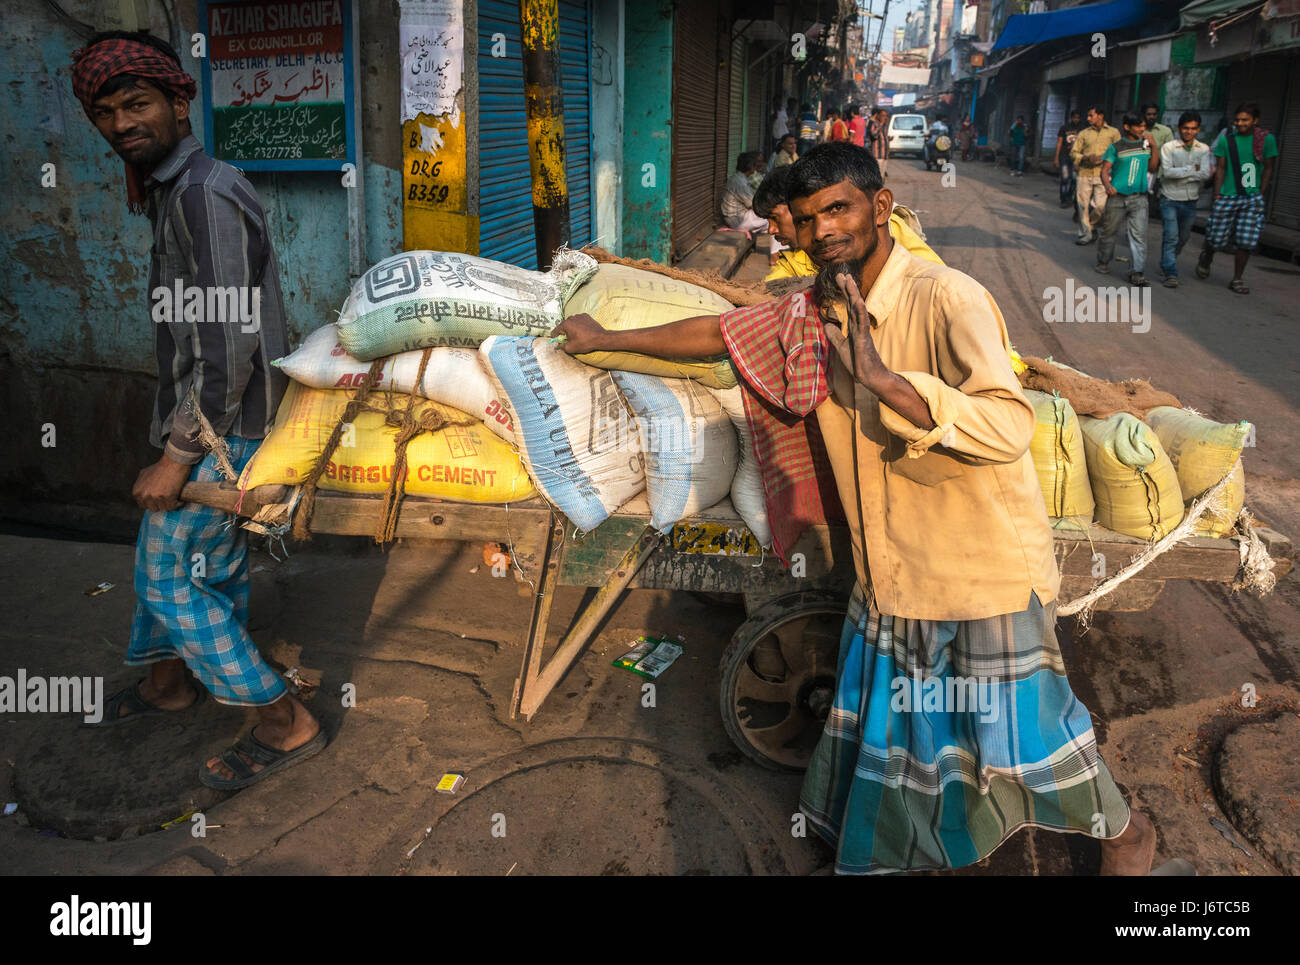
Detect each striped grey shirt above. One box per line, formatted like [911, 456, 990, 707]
[145, 135, 288, 464]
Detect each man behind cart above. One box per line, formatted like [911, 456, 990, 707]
[72, 32, 324, 788]
[551, 142, 1157, 876]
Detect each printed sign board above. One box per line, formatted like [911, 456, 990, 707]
[198, 0, 357, 169]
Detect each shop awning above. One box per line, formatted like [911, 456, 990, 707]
[992, 0, 1149, 50]
[1179, 0, 1264, 26]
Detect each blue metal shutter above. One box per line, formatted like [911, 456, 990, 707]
[478, 0, 593, 268]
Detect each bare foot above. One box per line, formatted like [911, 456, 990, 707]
[1100, 809, 1156, 876]
[203, 694, 320, 782]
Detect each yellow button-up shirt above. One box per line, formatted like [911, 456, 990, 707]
[1071, 123, 1121, 174]
[813, 241, 1060, 620]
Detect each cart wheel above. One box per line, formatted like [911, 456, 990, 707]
[719, 591, 846, 772]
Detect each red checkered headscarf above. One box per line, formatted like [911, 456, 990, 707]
[71, 38, 197, 214]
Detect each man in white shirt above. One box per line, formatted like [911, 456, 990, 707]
[721, 151, 769, 232]
[772, 97, 796, 144]
[1157, 111, 1214, 288]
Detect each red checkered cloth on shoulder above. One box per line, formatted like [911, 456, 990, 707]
[70, 37, 197, 213]
[719, 290, 845, 565]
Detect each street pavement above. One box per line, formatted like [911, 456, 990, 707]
[2, 159, 1297, 876]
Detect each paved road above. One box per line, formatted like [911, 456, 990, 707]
[2, 159, 1296, 876]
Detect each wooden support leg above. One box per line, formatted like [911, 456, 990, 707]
[515, 526, 661, 720]
[511, 513, 565, 719]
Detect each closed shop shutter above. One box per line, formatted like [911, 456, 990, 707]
[1268, 57, 1300, 230]
[478, 0, 593, 268]
[746, 48, 764, 152]
[671, 0, 722, 258]
[727, 34, 745, 179]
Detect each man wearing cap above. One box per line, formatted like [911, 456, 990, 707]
[72, 31, 324, 788]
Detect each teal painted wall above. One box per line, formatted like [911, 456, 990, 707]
[621, 1, 672, 262]
[1, 0, 404, 513]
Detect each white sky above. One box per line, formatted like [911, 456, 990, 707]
[857, 0, 924, 53]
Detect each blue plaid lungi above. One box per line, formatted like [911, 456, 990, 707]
[1205, 193, 1265, 251]
[799, 585, 1130, 875]
[127, 436, 287, 707]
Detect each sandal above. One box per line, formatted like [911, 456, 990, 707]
[1229, 278, 1249, 294]
[83, 679, 204, 728]
[199, 728, 327, 790]
[1195, 256, 1212, 279]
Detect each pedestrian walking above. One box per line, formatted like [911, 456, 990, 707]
[830, 108, 850, 143]
[1157, 111, 1213, 288]
[957, 117, 976, 161]
[1197, 102, 1278, 294]
[1054, 109, 1083, 210]
[1142, 103, 1174, 216]
[1096, 112, 1158, 286]
[1072, 106, 1121, 244]
[869, 108, 890, 178]
[72, 30, 325, 787]
[797, 103, 819, 155]
[1008, 115, 1028, 176]
[772, 96, 795, 145]
[849, 104, 867, 148]
[550, 143, 1157, 877]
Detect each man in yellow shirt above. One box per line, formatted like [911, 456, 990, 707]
[1071, 106, 1121, 244]
[553, 143, 1155, 876]
[753, 164, 942, 280]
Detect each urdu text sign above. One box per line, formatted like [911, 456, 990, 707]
[199, 0, 357, 170]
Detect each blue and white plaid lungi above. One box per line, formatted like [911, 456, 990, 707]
[799, 585, 1130, 875]
[1205, 193, 1265, 251]
[126, 436, 287, 706]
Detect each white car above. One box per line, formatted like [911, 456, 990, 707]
[887, 114, 928, 157]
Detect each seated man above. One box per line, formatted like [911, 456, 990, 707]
[769, 133, 799, 170]
[752, 164, 944, 281]
[553, 143, 1155, 876]
[721, 151, 769, 233]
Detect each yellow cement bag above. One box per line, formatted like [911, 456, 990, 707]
[1145, 406, 1250, 537]
[1079, 413, 1184, 539]
[1024, 389, 1094, 523]
[563, 264, 738, 388]
[240, 382, 534, 502]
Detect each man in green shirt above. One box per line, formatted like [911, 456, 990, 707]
[1197, 102, 1278, 294]
[1142, 103, 1175, 154]
[1009, 115, 1028, 176]
[1142, 103, 1174, 216]
[1096, 112, 1158, 286]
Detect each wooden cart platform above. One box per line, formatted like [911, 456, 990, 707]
[301, 491, 1292, 767]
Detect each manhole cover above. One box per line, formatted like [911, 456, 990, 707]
[1214, 714, 1300, 875]
[410, 758, 753, 875]
[13, 706, 234, 840]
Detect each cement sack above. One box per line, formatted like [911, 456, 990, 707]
[273, 323, 514, 441]
[239, 382, 534, 502]
[480, 336, 645, 531]
[563, 263, 738, 388]
[336, 249, 596, 361]
[708, 386, 771, 546]
[1146, 406, 1251, 538]
[610, 372, 738, 532]
[1079, 412, 1184, 539]
[1023, 389, 1094, 524]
